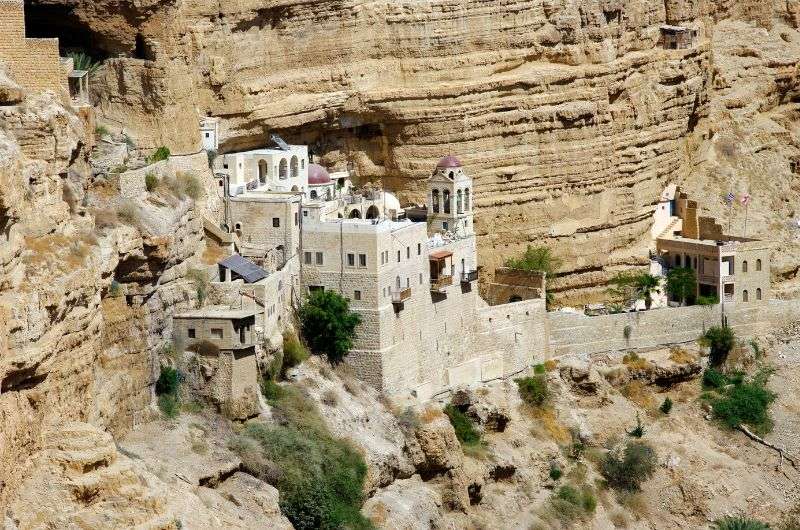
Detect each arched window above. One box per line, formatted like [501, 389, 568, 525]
[464, 188, 470, 211]
[279, 159, 288, 179]
[443, 190, 451, 214]
[756, 259, 762, 271]
[675, 255, 681, 267]
[301, 159, 305, 169]
[742, 260, 748, 273]
[325, 188, 331, 200]
[258, 160, 268, 184]
[349, 209, 361, 219]
[310, 190, 318, 199]
[290, 156, 299, 178]
[432, 189, 440, 213]
[395, 276, 401, 290]
[456, 190, 463, 213]
[449, 171, 454, 179]
[743, 290, 749, 302]
[756, 288, 762, 300]
[366, 205, 380, 219]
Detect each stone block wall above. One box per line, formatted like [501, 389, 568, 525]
[485, 267, 546, 305]
[0, 0, 68, 97]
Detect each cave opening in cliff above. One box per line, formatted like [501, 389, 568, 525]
[24, 4, 113, 60]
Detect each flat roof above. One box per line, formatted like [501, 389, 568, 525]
[660, 24, 692, 32]
[430, 249, 453, 259]
[174, 308, 258, 320]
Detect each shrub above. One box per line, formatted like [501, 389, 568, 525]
[186, 268, 209, 306]
[533, 363, 546, 375]
[627, 412, 646, 438]
[155, 366, 180, 396]
[206, 149, 217, 168]
[116, 200, 139, 225]
[148, 146, 171, 163]
[660, 397, 673, 415]
[697, 294, 719, 306]
[623, 324, 632, 340]
[109, 280, 122, 297]
[299, 290, 361, 365]
[158, 394, 180, 418]
[261, 379, 283, 403]
[186, 339, 219, 357]
[703, 367, 729, 389]
[712, 516, 770, 530]
[702, 326, 737, 367]
[67, 51, 100, 74]
[95, 124, 110, 138]
[178, 172, 203, 200]
[516, 375, 549, 407]
[145, 172, 158, 192]
[547, 485, 597, 524]
[549, 463, 563, 480]
[443, 404, 481, 446]
[601, 441, 657, 492]
[505, 245, 562, 276]
[712, 379, 776, 435]
[234, 387, 371, 530]
[281, 331, 309, 377]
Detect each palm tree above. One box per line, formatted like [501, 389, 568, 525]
[635, 273, 661, 310]
[609, 271, 661, 310]
[666, 267, 696, 306]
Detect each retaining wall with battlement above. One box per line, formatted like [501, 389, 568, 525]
[547, 300, 800, 358]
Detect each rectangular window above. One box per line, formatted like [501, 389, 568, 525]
[418, 243, 421, 255]
[188, 328, 196, 338]
[272, 217, 280, 228]
[223, 163, 229, 169]
[419, 273, 423, 284]
[303, 210, 308, 217]
[407, 246, 410, 259]
[442, 221, 449, 231]
[354, 290, 361, 301]
[210, 328, 223, 339]
[315, 252, 323, 265]
[304, 251, 312, 265]
[406, 277, 410, 288]
[347, 253, 355, 267]
[382, 287, 387, 297]
[294, 212, 298, 226]
[359, 254, 367, 267]
[397, 250, 401, 262]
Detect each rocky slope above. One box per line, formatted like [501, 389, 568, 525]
[23, 0, 800, 302]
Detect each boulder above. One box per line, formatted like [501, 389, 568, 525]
[362, 475, 443, 529]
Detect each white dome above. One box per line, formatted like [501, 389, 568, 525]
[382, 191, 401, 212]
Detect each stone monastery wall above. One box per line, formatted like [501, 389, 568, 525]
[0, 0, 67, 96]
[548, 300, 800, 358]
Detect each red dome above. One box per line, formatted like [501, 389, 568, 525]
[308, 163, 331, 185]
[436, 155, 462, 168]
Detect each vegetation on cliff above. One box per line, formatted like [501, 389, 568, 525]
[300, 290, 361, 364]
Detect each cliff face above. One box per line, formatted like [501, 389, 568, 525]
[25, 0, 800, 302]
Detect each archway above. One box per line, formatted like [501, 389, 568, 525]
[290, 156, 299, 178]
[457, 189, 463, 213]
[432, 189, 440, 213]
[258, 160, 267, 184]
[366, 205, 380, 219]
[349, 209, 361, 219]
[443, 190, 451, 214]
[509, 295, 522, 303]
[279, 159, 288, 179]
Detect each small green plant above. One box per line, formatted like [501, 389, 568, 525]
[549, 462, 563, 480]
[148, 146, 171, 163]
[702, 367, 728, 389]
[109, 280, 122, 297]
[443, 404, 481, 446]
[158, 394, 180, 418]
[505, 245, 563, 277]
[261, 379, 283, 403]
[156, 366, 180, 396]
[67, 51, 100, 74]
[299, 290, 362, 365]
[601, 441, 657, 492]
[623, 324, 632, 341]
[749, 339, 763, 360]
[627, 412, 645, 438]
[533, 363, 546, 375]
[660, 396, 673, 415]
[665, 267, 697, 306]
[206, 149, 217, 168]
[186, 268, 209, 306]
[547, 484, 597, 525]
[145, 172, 158, 192]
[516, 375, 549, 407]
[701, 326, 736, 367]
[711, 516, 770, 530]
[95, 125, 110, 138]
[697, 294, 719, 306]
[281, 331, 309, 377]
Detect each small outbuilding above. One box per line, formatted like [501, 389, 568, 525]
[660, 25, 697, 50]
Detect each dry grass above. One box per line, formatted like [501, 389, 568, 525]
[335, 363, 362, 396]
[668, 346, 697, 364]
[93, 208, 118, 230]
[620, 381, 655, 409]
[116, 200, 140, 226]
[618, 492, 649, 520]
[528, 407, 571, 443]
[544, 359, 559, 372]
[609, 509, 630, 528]
[23, 233, 95, 269]
[420, 406, 443, 423]
[622, 353, 654, 372]
[321, 389, 339, 407]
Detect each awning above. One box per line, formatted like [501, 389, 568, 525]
[429, 249, 453, 260]
[218, 254, 268, 283]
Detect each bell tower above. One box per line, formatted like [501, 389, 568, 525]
[427, 156, 473, 237]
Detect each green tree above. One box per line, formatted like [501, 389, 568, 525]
[609, 271, 661, 310]
[701, 326, 736, 367]
[665, 267, 696, 305]
[299, 290, 361, 365]
[505, 245, 562, 277]
[601, 441, 657, 492]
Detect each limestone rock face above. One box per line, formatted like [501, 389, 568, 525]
[362, 475, 443, 530]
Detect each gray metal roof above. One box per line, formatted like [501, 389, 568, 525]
[218, 254, 268, 283]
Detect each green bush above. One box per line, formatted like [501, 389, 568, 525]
[712, 516, 770, 530]
[601, 441, 657, 492]
[548, 485, 596, 524]
[233, 386, 371, 530]
[702, 326, 736, 367]
[533, 363, 546, 375]
[299, 290, 361, 365]
[156, 366, 180, 396]
[148, 146, 171, 163]
[549, 463, 563, 480]
[145, 172, 158, 192]
[697, 294, 719, 306]
[660, 397, 673, 415]
[627, 412, 645, 438]
[516, 375, 548, 407]
[505, 245, 562, 276]
[282, 331, 310, 377]
[712, 380, 776, 435]
[67, 51, 100, 74]
[158, 394, 180, 418]
[703, 368, 729, 389]
[443, 404, 481, 446]
[206, 149, 217, 168]
[109, 280, 122, 297]
[666, 267, 697, 305]
[95, 125, 110, 138]
[261, 379, 283, 403]
[186, 268, 209, 306]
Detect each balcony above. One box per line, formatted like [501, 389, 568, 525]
[430, 275, 452, 292]
[391, 287, 411, 304]
[721, 275, 735, 284]
[461, 270, 478, 283]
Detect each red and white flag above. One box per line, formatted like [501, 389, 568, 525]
[740, 193, 751, 206]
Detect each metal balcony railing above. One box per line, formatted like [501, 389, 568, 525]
[461, 270, 478, 283]
[430, 275, 452, 292]
[391, 287, 411, 304]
